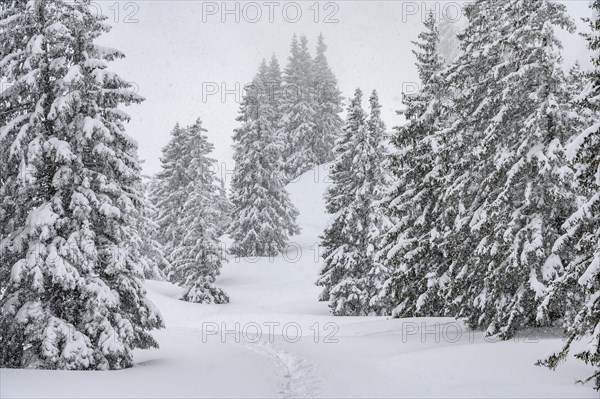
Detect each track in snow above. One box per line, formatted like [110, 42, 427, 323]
[241, 341, 321, 399]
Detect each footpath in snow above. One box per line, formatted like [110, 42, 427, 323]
[1, 165, 596, 398]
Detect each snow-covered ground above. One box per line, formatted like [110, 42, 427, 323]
[1, 165, 597, 398]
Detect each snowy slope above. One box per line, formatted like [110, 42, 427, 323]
[1, 164, 597, 398]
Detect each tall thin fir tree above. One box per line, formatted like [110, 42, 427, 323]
[280, 35, 318, 180]
[380, 12, 451, 318]
[166, 119, 228, 303]
[540, 0, 600, 389]
[0, 0, 163, 369]
[151, 123, 187, 258]
[137, 178, 168, 280]
[214, 177, 232, 237]
[266, 54, 283, 120]
[316, 90, 361, 304]
[228, 61, 300, 257]
[153, 119, 229, 303]
[312, 33, 343, 164]
[362, 91, 391, 315]
[317, 89, 388, 316]
[265, 54, 285, 156]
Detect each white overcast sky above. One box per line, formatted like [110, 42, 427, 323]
[97, 1, 595, 177]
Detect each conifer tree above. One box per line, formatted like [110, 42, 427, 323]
[266, 55, 283, 117]
[214, 177, 232, 237]
[153, 119, 228, 303]
[228, 61, 300, 257]
[539, 0, 600, 389]
[316, 90, 360, 304]
[317, 89, 388, 315]
[137, 179, 168, 280]
[362, 91, 391, 314]
[0, 0, 162, 369]
[312, 33, 343, 164]
[381, 1, 581, 338]
[447, 0, 578, 338]
[566, 61, 586, 100]
[280, 35, 318, 180]
[380, 12, 451, 318]
[152, 123, 187, 257]
[265, 55, 285, 149]
[278, 34, 342, 179]
[432, 1, 510, 328]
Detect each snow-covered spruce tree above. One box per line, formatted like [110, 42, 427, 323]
[228, 61, 300, 257]
[136, 179, 167, 280]
[153, 119, 228, 303]
[430, 0, 510, 326]
[0, 0, 162, 369]
[539, 0, 600, 389]
[312, 33, 343, 164]
[316, 90, 361, 304]
[565, 62, 587, 103]
[380, 12, 451, 318]
[266, 54, 283, 115]
[280, 35, 318, 180]
[265, 54, 285, 149]
[214, 177, 232, 237]
[362, 91, 391, 314]
[317, 89, 388, 316]
[151, 123, 186, 256]
[444, 0, 578, 338]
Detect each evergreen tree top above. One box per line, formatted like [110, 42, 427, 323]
[299, 35, 311, 55]
[350, 88, 364, 108]
[316, 33, 327, 59]
[411, 11, 443, 86]
[268, 55, 282, 81]
[288, 33, 300, 60]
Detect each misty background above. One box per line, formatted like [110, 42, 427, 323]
[96, 0, 594, 178]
